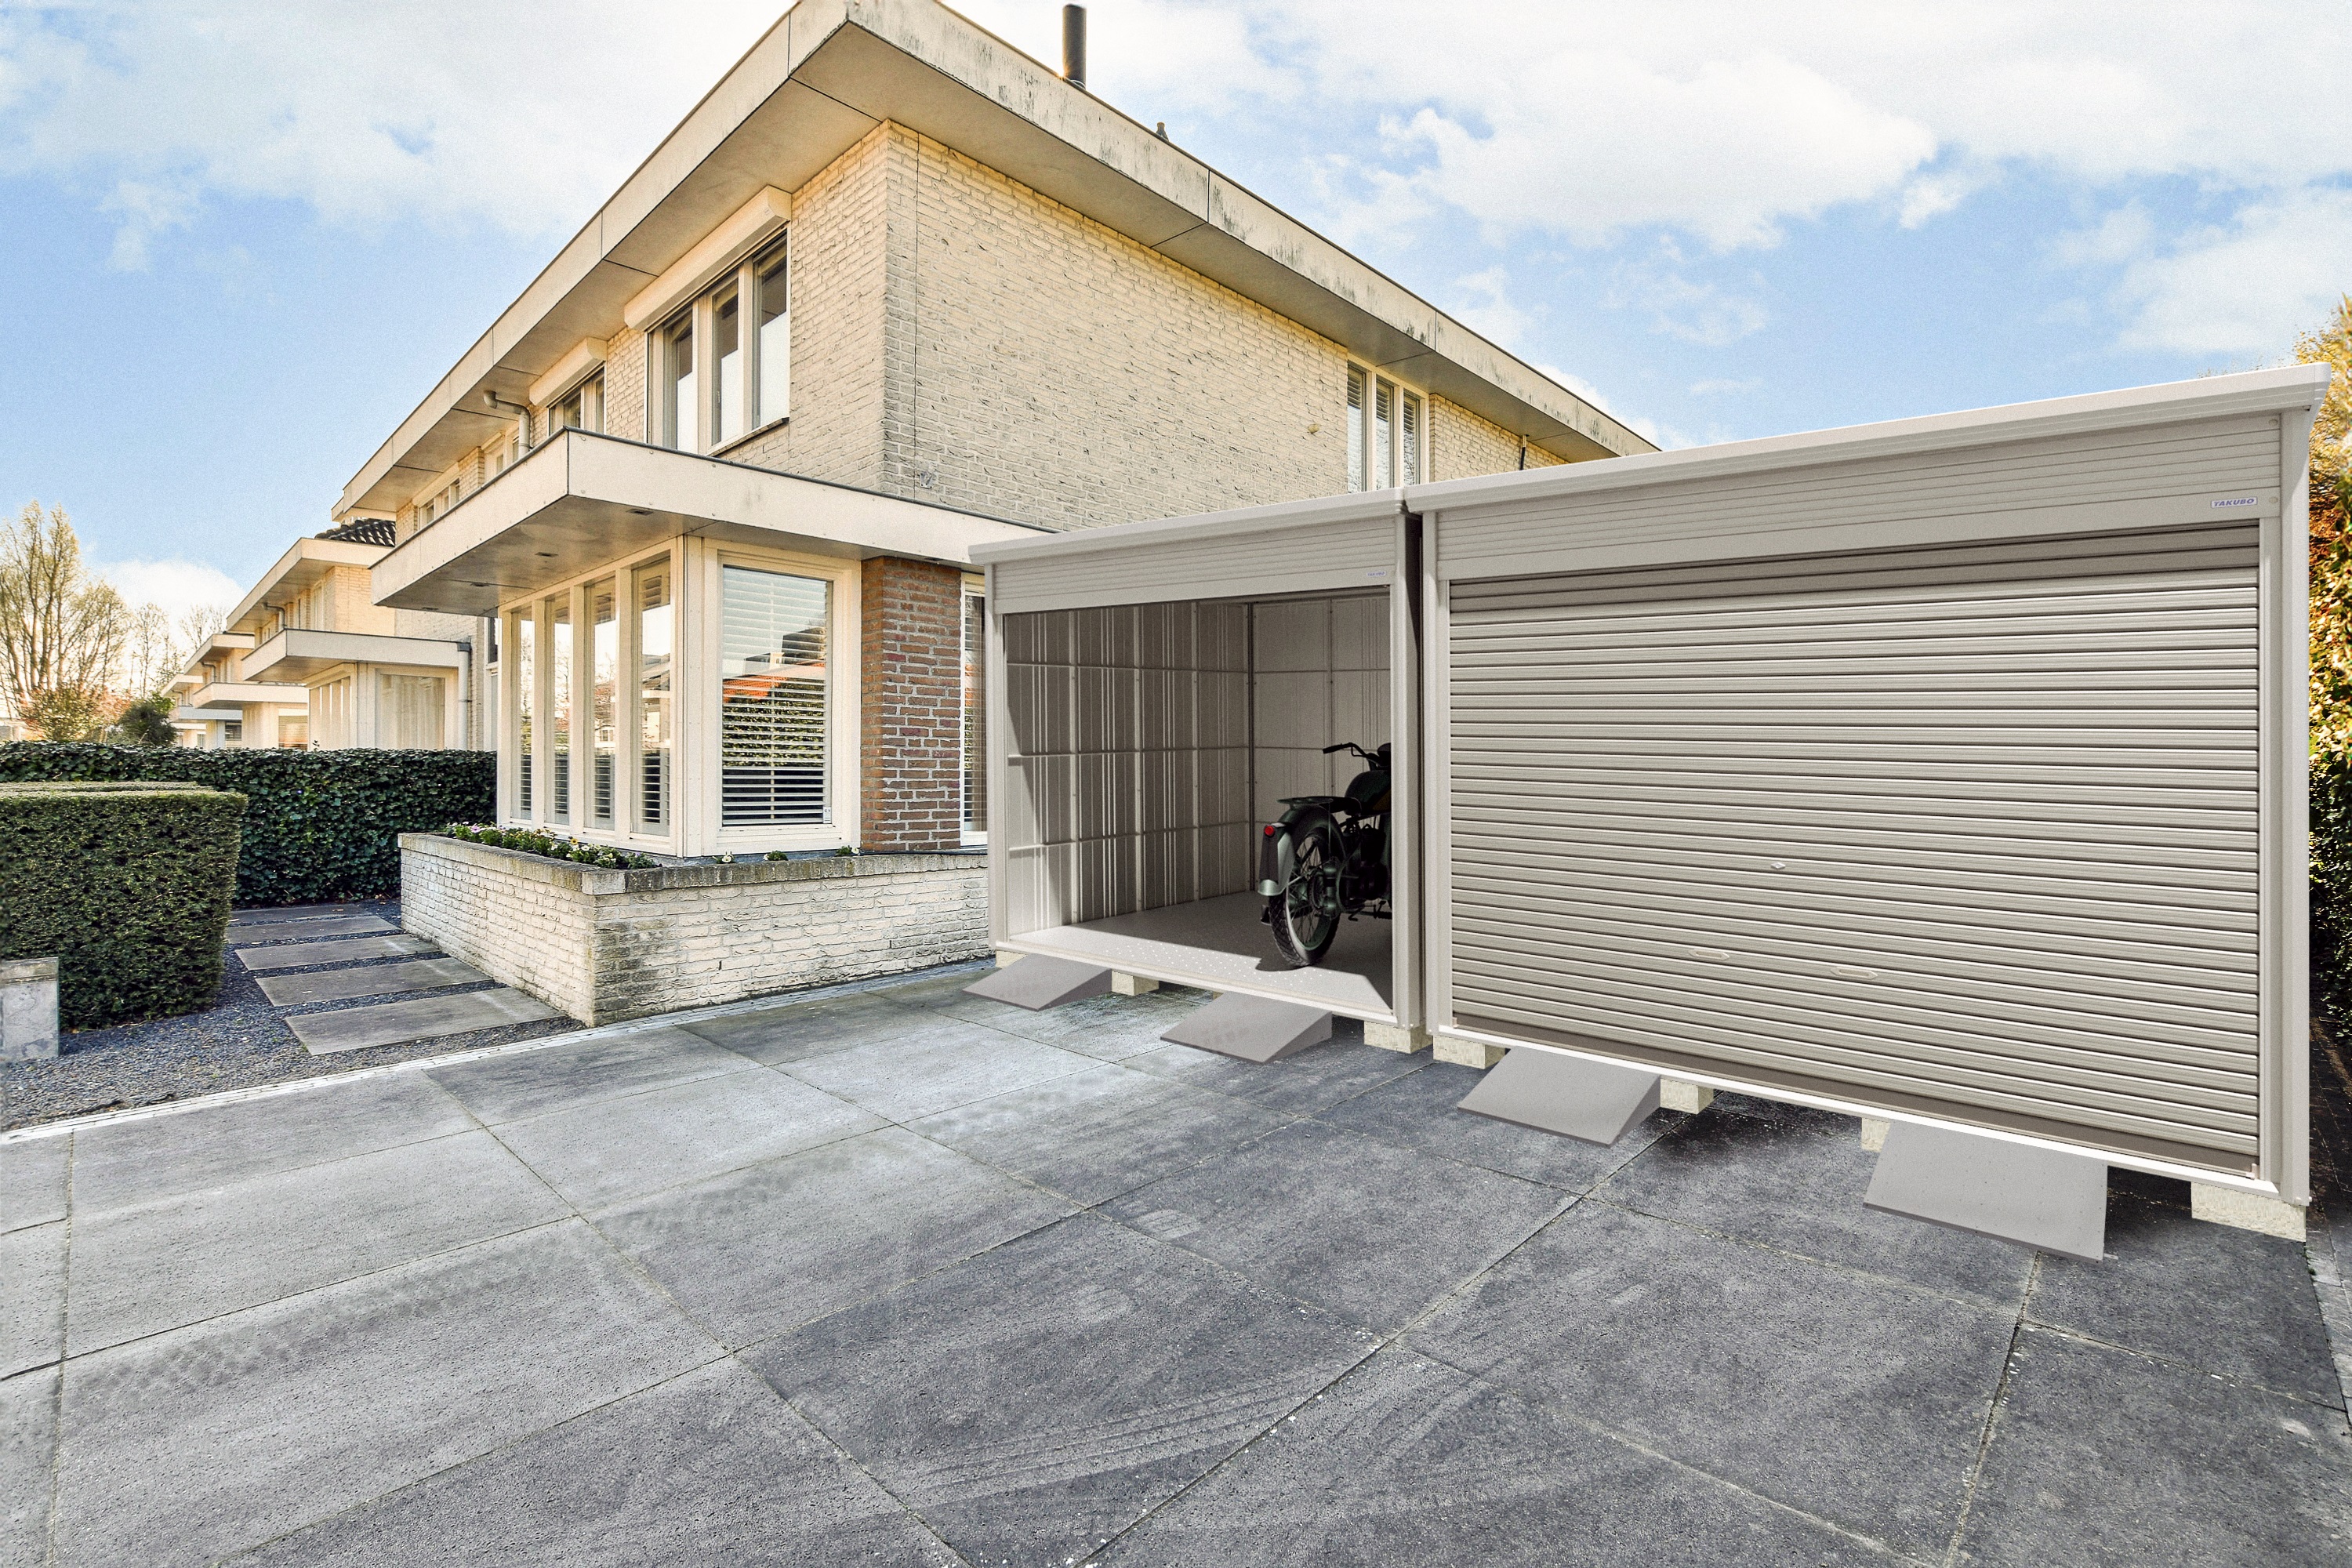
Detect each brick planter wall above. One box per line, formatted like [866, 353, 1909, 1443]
[400, 833, 986, 1024]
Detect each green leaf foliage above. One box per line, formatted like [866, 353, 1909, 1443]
[0, 782, 244, 1028]
[0, 744, 494, 906]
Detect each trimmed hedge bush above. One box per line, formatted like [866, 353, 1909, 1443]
[0, 782, 245, 1028]
[0, 744, 495, 906]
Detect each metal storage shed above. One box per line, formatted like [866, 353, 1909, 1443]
[975, 492, 1425, 1040]
[1420, 365, 2329, 1225]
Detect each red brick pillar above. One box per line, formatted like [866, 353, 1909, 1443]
[860, 557, 965, 851]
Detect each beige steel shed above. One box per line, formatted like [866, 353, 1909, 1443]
[1420, 365, 2328, 1229]
[975, 493, 1425, 1039]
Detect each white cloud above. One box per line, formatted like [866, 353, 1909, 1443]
[2051, 203, 2157, 269]
[1450, 266, 1537, 348]
[1607, 263, 1769, 347]
[1690, 377, 1762, 396]
[99, 557, 243, 620]
[2109, 186, 2352, 356]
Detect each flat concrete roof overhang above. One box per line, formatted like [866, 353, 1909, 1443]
[338, 0, 1650, 520]
[172, 706, 240, 723]
[192, 682, 307, 707]
[225, 539, 390, 640]
[245, 630, 469, 683]
[374, 429, 1046, 616]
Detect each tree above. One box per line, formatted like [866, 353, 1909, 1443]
[2303, 297, 2352, 750]
[108, 691, 179, 747]
[0, 501, 130, 733]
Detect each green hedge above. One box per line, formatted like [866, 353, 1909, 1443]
[2315, 749, 2352, 1029]
[0, 744, 495, 906]
[0, 782, 245, 1028]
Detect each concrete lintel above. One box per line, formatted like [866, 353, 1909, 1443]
[1111, 971, 1160, 996]
[1865, 1120, 2107, 1261]
[1363, 1022, 1428, 1054]
[962, 954, 1112, 1011]
[2191, 1183, 2307, 1241]
[1456, 1048, 1661, 1147]
[1161, 993, 1331, 1064]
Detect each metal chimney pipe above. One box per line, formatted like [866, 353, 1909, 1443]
[1062, 5, 1087, 91]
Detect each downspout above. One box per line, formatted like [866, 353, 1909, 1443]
[456, 637, 474, 750]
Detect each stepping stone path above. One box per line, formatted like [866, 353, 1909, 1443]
[226, 906, 572, 1058]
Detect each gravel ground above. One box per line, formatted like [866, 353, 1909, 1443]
[0, 899, 579, 1131]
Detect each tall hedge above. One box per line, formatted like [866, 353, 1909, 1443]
[0, 744, 494, 906]
[0, 782, 245, 1027]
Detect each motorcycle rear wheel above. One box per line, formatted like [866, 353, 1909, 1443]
[1270, 822, 1341, 967]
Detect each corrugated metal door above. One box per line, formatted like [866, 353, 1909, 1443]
[1445, 524, 2260, 1173]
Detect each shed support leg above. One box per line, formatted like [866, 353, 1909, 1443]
[1864, 1121, 2107, 1261]
[1111, 972, 1160, 996]
[1435, 1035, 1507, 1069]
[1363, 1022, 1428, 1054]
[1860, 1117, 1892, 1152]
[1660, 1079, 1714, 1114]
[2190, 1184, 2307, 1241]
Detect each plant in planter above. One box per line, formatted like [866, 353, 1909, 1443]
[441, 824, 658, 870]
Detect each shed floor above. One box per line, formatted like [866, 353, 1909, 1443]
[1021, 891, 1392, 1018]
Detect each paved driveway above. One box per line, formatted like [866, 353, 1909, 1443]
[6, 963, 2349, 1566]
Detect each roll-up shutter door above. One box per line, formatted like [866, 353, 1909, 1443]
[1445, 523, 2260, 1173]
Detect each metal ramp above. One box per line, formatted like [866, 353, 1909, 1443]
[962, 956, 1114, 1011]
[1161, 993, 1332, 1064]
[1865, 1120, 2107, 1261]
[1455, 1047, 1661, 1145]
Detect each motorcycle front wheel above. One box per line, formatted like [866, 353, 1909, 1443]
[1269, 822, 1341, 967]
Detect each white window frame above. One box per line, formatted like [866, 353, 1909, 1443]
[960, 575, 987, 847]
[695, 538, 859, 855]
[1345, 363, 1429, 492]
[652, 236, 790, 456]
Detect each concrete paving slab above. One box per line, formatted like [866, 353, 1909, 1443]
[70, 1073, 473, 1216]
[1598, 1098, 2036, 1308]
[593, 1127, 1073, 1348]
[676, 990, 924, 1067]
[1, 1221, 64, 1378]
[2, 1367, 56, 1568]
[924, 985, 1211, 1063]
[0, 1137, 67, 1234]
[65, 1131, 566, 1356]
[236, 935, 437, 971]
[48, 1221, 713, 1568]
[494, 1067, 883, 1210]
[1318, 1059, 1673, 1191]
[783, 1024, 1095, 1123]
[230, 904, 372, 926]
[235, 1359, 960, 1567]
[1957, 1327, 2352, 1567]
[2031, 1191, 2343, 1406]
[1104, 1119, 1569, 1333]
[913, 1062, 1298, 1207]
[289, 988, 564, 1056]
[426, 1027, 756, 1126]
[230, 915, 396, 945]
[1122, 1033, 1428, 1117]
[1409, 1202, 2015, 1561]
[743, 1214, 1374, 1568]
[255, 957, 487, 1007]
[1095, 1347, 1887, 1568]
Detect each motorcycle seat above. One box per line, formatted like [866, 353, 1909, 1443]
[1276, 795, 1349, 811]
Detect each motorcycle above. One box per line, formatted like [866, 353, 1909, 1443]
[1258, 740, 1391, 967]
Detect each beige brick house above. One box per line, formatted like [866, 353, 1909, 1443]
[171, 520, 481, 750]
[353, 0, 1650, 1018]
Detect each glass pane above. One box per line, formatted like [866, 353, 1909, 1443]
[514, 612, 535, 818]
[1374, 379, 1395, 488]
[636, 564, 673, 831]
[664, 316, 695, 451]
[715, 289, 742, 445]
[1401, 392, 1422, 485]
[1346, 366, 1366, 493]
[962, 593, 987, 837]
[720, 565, 828, 826]
[581, 372, 603, 434]
[590, 579, 618, 827]
[548, 597, 572, 824]
[757, 245, 789, 423]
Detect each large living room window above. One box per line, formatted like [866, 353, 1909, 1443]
[720, 564, 829, 826]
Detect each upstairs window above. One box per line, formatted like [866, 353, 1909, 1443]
[554, 373, 603, 436]
[1345, 365, 1425, 492]
[660, 235, 789, 455]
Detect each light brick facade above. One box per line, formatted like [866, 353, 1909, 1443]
[401, 833, 987, 1023]
[1429, 395, 1570, 482]
[859, 556, 966, 852]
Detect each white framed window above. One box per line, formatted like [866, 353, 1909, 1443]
[656, 236, 789, 455]
[960, 579, 986, 845]
[702, 543, 857, 851]
[1345, 365, 1426, 492]
[634, 562, 673, 833]
[553, 372, 603, 436]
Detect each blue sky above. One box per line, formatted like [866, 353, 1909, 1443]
[1, 0, 2347, 618]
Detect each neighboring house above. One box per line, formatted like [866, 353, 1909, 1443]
[358, 0, 1651, 1019]
[169, 520, 485, 750]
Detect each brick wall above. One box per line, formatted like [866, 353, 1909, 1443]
[860, 556, 965, 851]
[401, 833, 987, 1023]
[1429, 395, 1569, 481]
